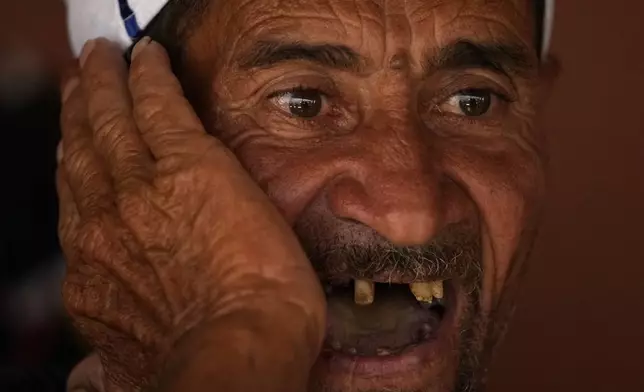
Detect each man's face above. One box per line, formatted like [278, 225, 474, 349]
[183, 0, 548, 390]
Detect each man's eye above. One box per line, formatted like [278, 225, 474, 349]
[270, 88, 327, 118]
[438, 89, 494, 117]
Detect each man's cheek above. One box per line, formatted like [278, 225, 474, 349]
[213, 121, 331, 225]
[442, 140, 544, 301]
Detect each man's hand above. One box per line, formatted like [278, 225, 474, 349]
[57, 38, 325, 391]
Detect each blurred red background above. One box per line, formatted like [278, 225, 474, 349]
[1, 1, 642, 391]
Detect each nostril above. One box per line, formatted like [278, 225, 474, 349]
[339, 217, 362, 225]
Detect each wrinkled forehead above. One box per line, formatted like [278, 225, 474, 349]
[212, 0, 537, 61]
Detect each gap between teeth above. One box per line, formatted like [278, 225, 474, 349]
[353, 279, 444, 305]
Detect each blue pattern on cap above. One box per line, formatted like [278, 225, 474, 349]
[118, 0, 141, 38]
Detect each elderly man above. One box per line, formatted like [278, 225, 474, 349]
[59, 0, 558, 391]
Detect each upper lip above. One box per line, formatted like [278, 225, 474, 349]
[320, 271, 453, 285]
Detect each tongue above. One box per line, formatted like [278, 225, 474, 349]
[325, 284, 441, 356]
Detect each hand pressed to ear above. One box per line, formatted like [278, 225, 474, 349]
[57, 38, 325, 391]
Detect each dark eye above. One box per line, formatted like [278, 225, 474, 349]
[271, 88, 327, 118]
[438, 89, 493, 117]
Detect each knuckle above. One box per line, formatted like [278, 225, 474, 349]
[117, 189, 172, 250]
[64, 153, 88, 177]
[93, 107, 129, 138]
[62, 278, 90, 316]
[135, 92, 167, 127]
[59, 216, 79, 246]
[80, 191, 110, 215]
[116, 189, 147, 218]
[154, 137, 222, 173]
[64, 140, 93, 172]
[75, 216, 113, 262]
[128, 58, 149, 84]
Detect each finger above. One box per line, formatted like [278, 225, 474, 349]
[128, 37, 214, 161]
[81, 38, 153, 191]
[60, 69, 113, 217]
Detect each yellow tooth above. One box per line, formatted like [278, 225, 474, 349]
[410, 282, 434, 303]
[430, 280, 444, 299]
[354, 279, 375, 305]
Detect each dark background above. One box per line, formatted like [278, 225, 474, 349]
[1, 1, 642, 391]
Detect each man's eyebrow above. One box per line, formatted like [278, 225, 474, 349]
[425, 40, 536, 78]
[237, 40, 367, 71]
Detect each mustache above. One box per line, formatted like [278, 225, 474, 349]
[295, 221, 483, 285]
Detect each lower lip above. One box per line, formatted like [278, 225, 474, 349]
[311, 339, 445, 391]
[320, 340, 437, 376]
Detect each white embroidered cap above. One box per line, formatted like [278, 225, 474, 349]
[541, 0, 556, 59]
[65, 0, 556, 59]
[65, 0, 167, 56]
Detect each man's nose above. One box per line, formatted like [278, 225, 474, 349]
[325, 123, 443, 246]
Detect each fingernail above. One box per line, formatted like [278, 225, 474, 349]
[131, 36, 152, 60]
[56, 142, 64, 164]
[61, 77, 80, 103]
[79, 39, 97, 68]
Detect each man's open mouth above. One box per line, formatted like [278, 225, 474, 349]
[322, 278, 454, 357]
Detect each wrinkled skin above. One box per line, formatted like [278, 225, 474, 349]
[60, 0, 557, 391]
[59, 39, 325, 392]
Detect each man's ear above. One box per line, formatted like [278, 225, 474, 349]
[538, 55, 561, 101]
